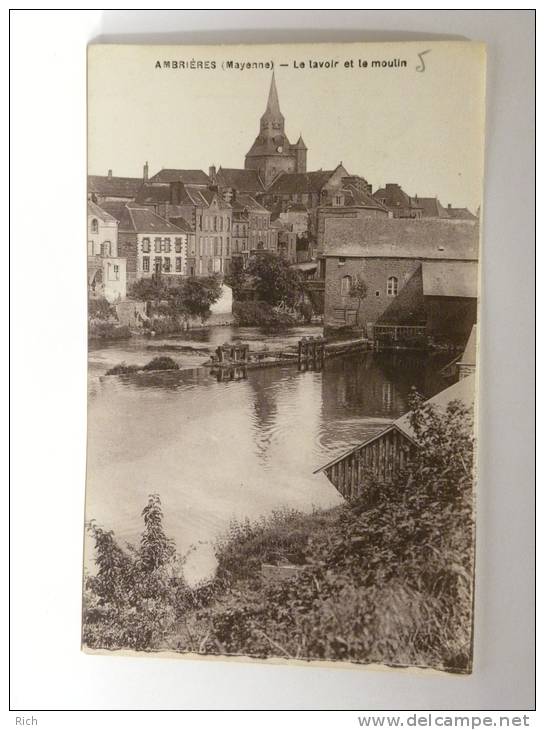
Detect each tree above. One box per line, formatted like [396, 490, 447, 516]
[246, 252, 303, 308]
[224, 257, 247, 301]
[348, 275, 367, 327]
[176, 275, 222, 324]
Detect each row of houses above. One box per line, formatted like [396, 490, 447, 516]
[88, 73, 479, 348]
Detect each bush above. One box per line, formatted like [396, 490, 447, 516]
[141, 356, 179, 372]
[89, 297, 116, 320]
[233, 301, 296, 329]
[88, 322, 131, 340]
[83, 495, 188, 651]
[187, 394, 475, 671]
[106, 362, 140, 376]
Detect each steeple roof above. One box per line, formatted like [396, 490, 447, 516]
[292, 134, 307, 150]
[261, 72, 283, 122]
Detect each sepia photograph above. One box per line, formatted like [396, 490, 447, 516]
[83, 41, 486, 672]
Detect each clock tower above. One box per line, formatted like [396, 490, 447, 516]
[245, 73, 307, 188]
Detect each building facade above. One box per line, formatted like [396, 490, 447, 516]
[323, 218, 479, 343]
[87, 201, 127, 301]
[99, 202, 189, 282]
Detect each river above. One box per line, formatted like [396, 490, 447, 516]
[86, 325, 454, 583]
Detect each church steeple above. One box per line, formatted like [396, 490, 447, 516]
[260, 72, 284, 132]
[245, 71, 308, 185]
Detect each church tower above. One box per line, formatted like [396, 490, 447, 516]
[245, 73, 307, 187]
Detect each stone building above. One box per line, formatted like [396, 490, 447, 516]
[87, 201, 127, 302]
[134, 181, 232, 276]
[99, 202, 190, 283]
[373, 183, 423, 219]
[229, 194, 274, 268]
[244, 73, 308, 188]
[213, 167, 265, 199]
[322, 217, 479, 343]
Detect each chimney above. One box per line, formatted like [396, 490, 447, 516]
[170, 181, 181, 206]
[209, 165, 216, 181]
[107, 169, 112, 178]
[143, 161, 149, 181]
[448, 203, 452, 209]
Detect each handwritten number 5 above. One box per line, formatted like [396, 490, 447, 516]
[416, 50, 431, 72]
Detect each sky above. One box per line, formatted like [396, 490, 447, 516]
[88, 41, 486, 212]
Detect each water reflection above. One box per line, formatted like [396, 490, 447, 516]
[86, 329, 454, 582]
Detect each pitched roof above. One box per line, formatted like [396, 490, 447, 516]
[373, 183, 416, 210]
[88, 175, 143, 199]
[324, 218, 480, 261]
[447, 207, 478, 221]
[231, 193, 269, 213]
[316, 373, 475, 473]
[267, 170, 337, 195]
[87, 200, 117, 223]
[165, 216, 193, 233]
[98, 202, 187, 234]
[421, 261, 478, 298]
[134, 183, 171, 205]
[458, 325, 477, 366]
[216, 167, 265, 193]
[149, 168, 210, 186]
[330, 184, 389, 211]
[412, 197, 450, 218]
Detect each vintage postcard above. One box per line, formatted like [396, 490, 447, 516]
[84, 41, 486, 672]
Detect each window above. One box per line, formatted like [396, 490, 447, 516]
[338, 257, 346, 265]
[163, 257, 171, 272]
[108, 264, 120, 281]
[154, 238, 161, 253]
[162, 238, 171, 253]
[219, 217, 223, 232]
[335, 195, 342, 206]
[214, 238, 220, 256]
[142, 237, 151, 253]
[333, 308, 346, 321]
[90, 218, 98, 233]
[387, 276, 398, 296]
[143, 256, 150, 272]
[226, 238, 230, 256]
[175, 237, 182, 253]
[227, 218, 230, 231]
[198, 215, 203, 230]
[214, 216, 218, 231]
[101, 241, 111, 257]
[154, 256, 162, 273]
[341, 275, 352, 295]
[175, 257, 182, 272]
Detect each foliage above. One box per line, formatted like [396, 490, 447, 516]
[176, 394, 475, 671]
[88, 297, 116, 320]
[106, 362, 140, 376]
[88, 322, 131, 341]
[84, 397, 475, 671]
[141, 356, 179, 372]
[83, 495, 188, 651]
[130, 275, 222, 325]
[246, 252, 304, 308]
[224, 258, 247, 301]
[348, 275, 368, 326]
[232, 301, 296, 329]
[175, 276, 222, 324]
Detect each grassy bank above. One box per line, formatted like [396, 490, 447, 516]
[83, 394, 474, 672]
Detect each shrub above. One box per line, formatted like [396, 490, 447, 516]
[233, 301, 296, 329]
[106, 362, 140, 376]
[88, 322, 131, 340]
[141, 356, 179, 372]
[83, 495, 188, 651]
[89, 297, 116, 320]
